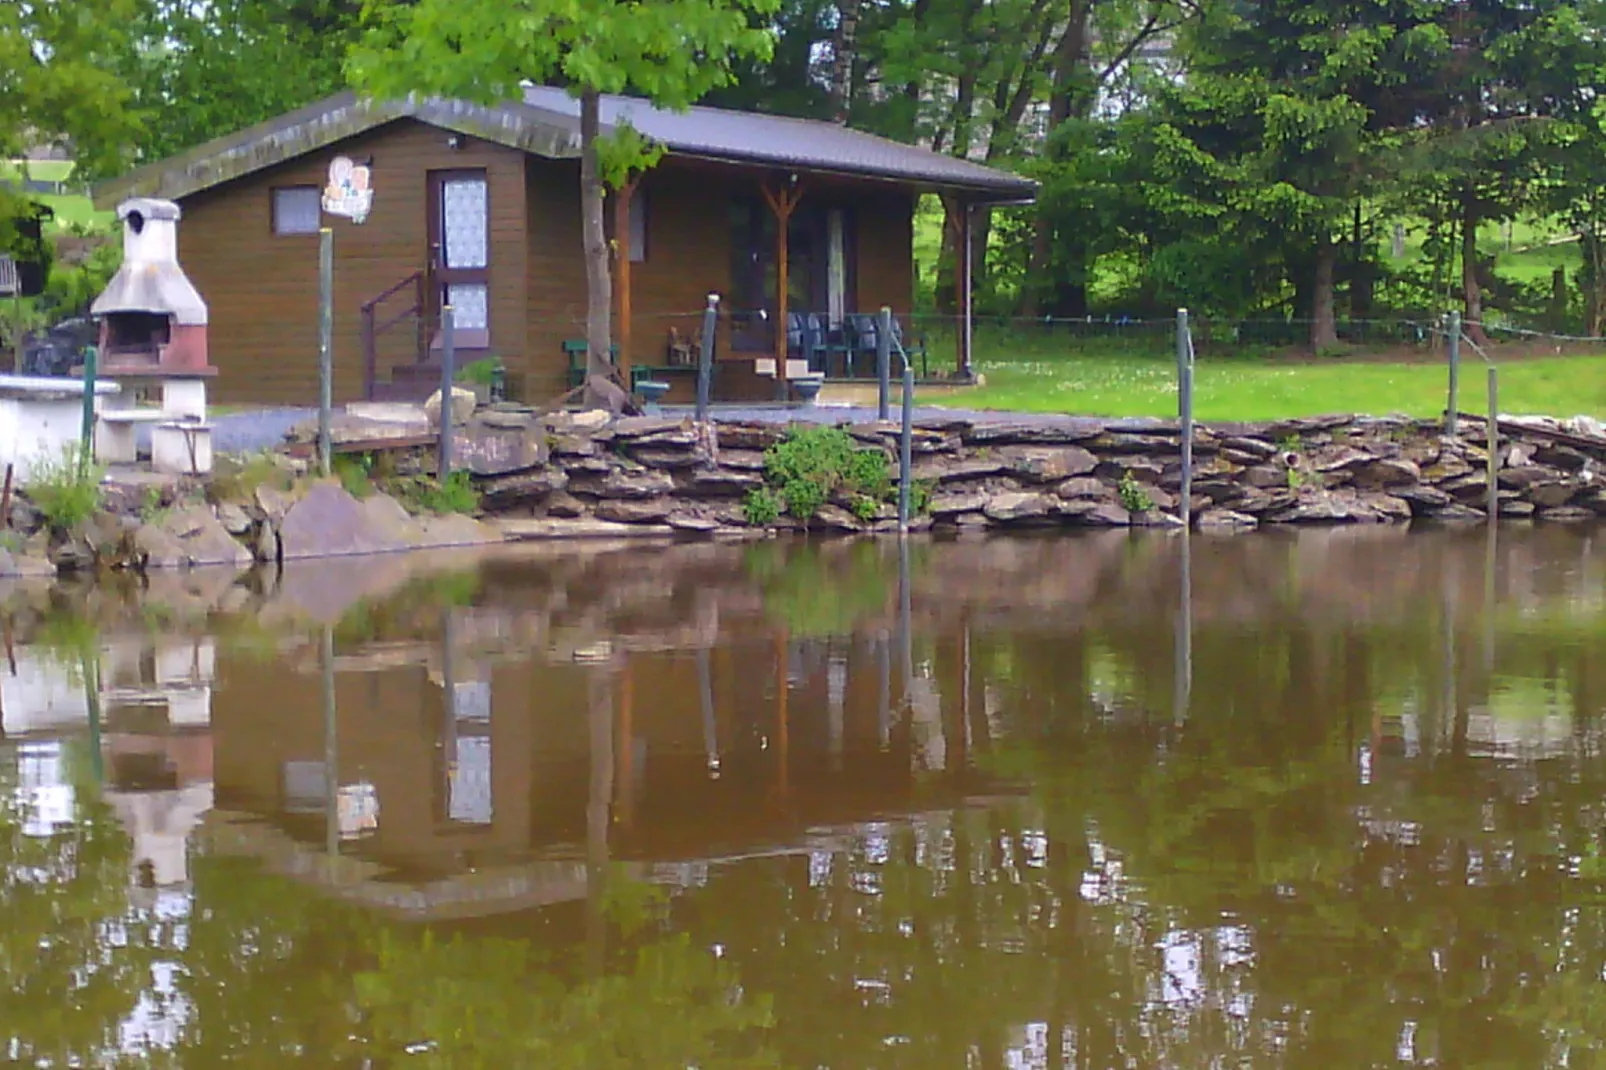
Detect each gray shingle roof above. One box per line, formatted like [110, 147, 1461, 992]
[95, 87, 1035, 207]
[521, 85, 1035, 200]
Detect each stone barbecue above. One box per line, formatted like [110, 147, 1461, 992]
[91, 198, 214, 377]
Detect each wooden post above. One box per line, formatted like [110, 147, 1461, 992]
[956, 200, 974, 377]
[761, 181, 804, 395]
[614, 179, 637, 382]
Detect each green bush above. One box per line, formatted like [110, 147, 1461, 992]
[333, 454, 374, 499]
[742, 486, 782, 526]
[1117, 471, 1154, 513]
[761, 425, 895, 523]
[455, 356, 502, 387]
[26, 443, 104, 532]
[405, 470, 480, 515]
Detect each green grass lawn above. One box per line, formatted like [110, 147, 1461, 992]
[940, 334, 1606, 421]
[3, 160, 114, 230]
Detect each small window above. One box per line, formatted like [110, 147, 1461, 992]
[272, 186, 321, 235]
[629, 189, 647, 263]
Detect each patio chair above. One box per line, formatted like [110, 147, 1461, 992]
[890, 317, 930, 378]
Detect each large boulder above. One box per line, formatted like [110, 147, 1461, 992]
[982, 492, 1054, 523]
[1000, 445, 1098, 483]
[278, 484, 417, 560]
[135, 506, 253, 570]
[424, 386, 477, 428]
[452, 419, 548, 476]
[587, 469, 676, 500]
[595, 498, 676, 524]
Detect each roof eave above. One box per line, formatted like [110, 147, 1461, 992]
[93, 95, 582, 209]
[661, 148, 1036, 203]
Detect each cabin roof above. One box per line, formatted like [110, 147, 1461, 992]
[93, 88, 1036, 208]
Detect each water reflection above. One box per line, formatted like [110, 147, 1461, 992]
[4, 527, 1606, 1065]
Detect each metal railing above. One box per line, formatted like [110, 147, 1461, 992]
[359, 270, 427, 399]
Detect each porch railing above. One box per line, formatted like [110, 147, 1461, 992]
[359, 271, 427, 398]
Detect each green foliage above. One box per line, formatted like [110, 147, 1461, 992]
[410, 470, 481, 515]
[209, 449, 291, 504]
[745, 540, 891, 637]
[332, 454, 374, 499]
[1117, 471, 1153, 513]
[118, 0, 360, 161]
[25, 444, 104, 533]
[742, 486, 782, 526]
[910, 477, 935, 516]
[0, 0, 145, 180]
[454, 356, 503, 387]
[761, 424, 893, 523]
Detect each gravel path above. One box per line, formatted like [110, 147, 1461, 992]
[136, 407, 316, 456]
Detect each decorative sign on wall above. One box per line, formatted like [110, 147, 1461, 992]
[322, 156, 373, 224]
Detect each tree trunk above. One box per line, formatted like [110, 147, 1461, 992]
[1024, 0, 1091, 317]
[1311, 235, 1338, 352]
[1585, 229, 1606, 337]
[1349, 201, 1373, 320]
[1461, 188, 1488, 346]
[829, 0, 860, 123]
[579, 89, 623, 412]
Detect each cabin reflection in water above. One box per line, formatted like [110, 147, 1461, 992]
[203, 605, 1007, 920]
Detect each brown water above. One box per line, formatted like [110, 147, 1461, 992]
[5, 526, 1606, 1067]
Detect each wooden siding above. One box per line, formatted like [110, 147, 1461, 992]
[854, 189, 916, 316]
[175, 125, 916, 407]
[520, 158, 586, 400]
[178, 119, 528, 405]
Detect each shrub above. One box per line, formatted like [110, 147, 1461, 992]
[742, 486, 782, 526]
[209, 450, 290, 503]
[333, 454, 374, 499]
[26, 443, 104, 532]
[1117, 471, 1153, 513]
[455, 357, 502, 387]
[762, 425, 894, 523]
[391, 470, 480, 515]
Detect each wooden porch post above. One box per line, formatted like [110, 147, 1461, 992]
[956, 198, 974, 378]
[614, 179, 638, 381]
[761, 180, 804, 393]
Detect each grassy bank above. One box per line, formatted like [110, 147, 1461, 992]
[933, 333, 1606, 420]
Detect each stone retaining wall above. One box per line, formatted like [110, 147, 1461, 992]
[478, 410, 1606, 535]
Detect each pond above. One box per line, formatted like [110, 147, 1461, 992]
[4, 525, 1606, 1067]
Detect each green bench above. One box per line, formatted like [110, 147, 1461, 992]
[564, 339, 692, 394]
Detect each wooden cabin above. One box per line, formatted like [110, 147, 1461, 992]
[92, 89, 1035, 406]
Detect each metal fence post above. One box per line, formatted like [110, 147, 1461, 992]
[318, 227, 334, 477]
[1486, 365, 1499, 522]
[877, 306, 893, 421]
[697, 293, 718, 422]
[1176, 308, 1194, 530]
[898, 361, 914, 531]
[78, 344, 98, 477]
[438, 305, 455, 478]
[1445, 310, 1461, 437]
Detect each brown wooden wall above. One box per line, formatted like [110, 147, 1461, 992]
[178, 119, 528, 406]
[854, 189, 916, 318]
[176, 123, 918, 407]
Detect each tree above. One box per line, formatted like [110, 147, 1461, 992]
[120, 0, 364, 161]
[349, 0, 778, 410]
[0, 0, 144, 178]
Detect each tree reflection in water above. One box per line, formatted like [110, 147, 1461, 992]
[8, 528, 1606, 1065]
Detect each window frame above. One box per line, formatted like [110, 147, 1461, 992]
[271, 186, 322, 237]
